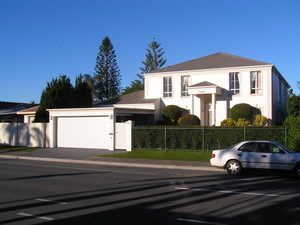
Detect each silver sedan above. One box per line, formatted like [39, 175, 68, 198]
[210, 141, 300, 176]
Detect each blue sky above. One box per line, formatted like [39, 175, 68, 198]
[1, 0, 299, 103]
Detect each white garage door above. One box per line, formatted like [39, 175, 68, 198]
[57, 116, 110, 149]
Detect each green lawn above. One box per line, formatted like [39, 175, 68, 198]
[0, 145, 39, 152]
[101, 149, 212, 162]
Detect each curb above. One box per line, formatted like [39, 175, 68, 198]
[0, 155, 220, 172]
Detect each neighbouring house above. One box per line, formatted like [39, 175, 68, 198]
[0, 101, 36, 123]
[142, 52, 290, 125]
[16, 105, 39, 123]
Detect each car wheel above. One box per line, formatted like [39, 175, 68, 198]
[226, 160, 242, 175]
[294, 164, 300, 178]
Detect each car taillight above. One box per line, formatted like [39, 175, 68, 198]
[211, 154, 216, 158]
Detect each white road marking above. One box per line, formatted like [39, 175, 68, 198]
[177, 218, 227, 225]
[18, 212, 54, 221]
[35, 198, 67, 204]
[175, 187, 284, 197]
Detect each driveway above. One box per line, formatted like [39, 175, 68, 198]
[13, 147, 125, 160]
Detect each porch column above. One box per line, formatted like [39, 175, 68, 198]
[212, 93, 216, 125]
[191, 94, 194, 114]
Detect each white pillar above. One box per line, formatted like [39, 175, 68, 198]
[191, 94, 194, 114]
[212, 93, 216, 126]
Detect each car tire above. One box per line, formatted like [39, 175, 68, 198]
[294, 164, 300, 178]
[226, 160, 242, 175]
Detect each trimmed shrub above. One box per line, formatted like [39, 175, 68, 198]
[236, 118, 251, 127]
[161, 105, 183, 125]
[253, 114, 269, 127]
[230, 103, 254, 122]
[178, 115, 201, 125]
[220, 118, 236, 127]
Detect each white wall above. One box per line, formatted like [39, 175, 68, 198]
[0, 123, 49, 147]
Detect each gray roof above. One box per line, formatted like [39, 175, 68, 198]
[148, 52, 272, 73]
[95, 90, 159, 105]
[0, 106, 27, 115]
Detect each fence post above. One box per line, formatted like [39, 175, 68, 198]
[164, 126, 167, 150]
[202, 126, 205, 151]
[285, 126, 287, 146]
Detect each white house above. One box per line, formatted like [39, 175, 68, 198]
[144, 52, 290, 125]
[12, 52, 290, 150]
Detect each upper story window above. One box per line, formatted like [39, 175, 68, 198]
[251, 71, 262, 94]
[163, 76, 172, 97]
[181, 76, 189, 97]
[229, 72, 240, 95]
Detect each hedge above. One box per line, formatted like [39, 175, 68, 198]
[133, 126, 286, 151]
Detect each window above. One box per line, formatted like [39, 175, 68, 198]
[163, 77, 172, 97]
[181, 76, 189, 97]
[229, 72, 240, 95]
[251, 71, 262, 94]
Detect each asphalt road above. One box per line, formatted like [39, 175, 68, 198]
[1, 158, 300, 225]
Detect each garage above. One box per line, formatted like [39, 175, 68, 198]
[57, 116, 110, 149]
[48, 108, 115, 150]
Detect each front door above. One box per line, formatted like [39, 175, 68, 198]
[205, 99, 212, 126]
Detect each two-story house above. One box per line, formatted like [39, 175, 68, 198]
[144, 52, 290, 125]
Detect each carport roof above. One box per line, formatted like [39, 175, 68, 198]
[95, 90, 159, 105]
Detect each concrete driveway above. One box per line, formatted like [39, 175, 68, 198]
[14, 147, 125, 160]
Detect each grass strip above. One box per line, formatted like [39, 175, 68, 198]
[0, 145, 39, 152]
[101, 149, 212, 162]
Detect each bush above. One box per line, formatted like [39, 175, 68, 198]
[161, 105, 183, 125]
[253, 115, 269, 127]
[220, 118, 236, 127]
[287, 95, 300, 117]
[178, 115, 201, 125]
[236, 118, 251, 127]
[230, 103, 254, 122]
[284, 116, 300, 152]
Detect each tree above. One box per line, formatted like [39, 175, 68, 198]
[94, 36, 121, 101]
[138, 39, 167, 82]
[140, 39, 167, 73]
[122, 39, 167, 95]
[75, 75, 93, 107]
[35, 75, 92, 122]
[122, 80, 144, 95]
[287, 95, 300, 117]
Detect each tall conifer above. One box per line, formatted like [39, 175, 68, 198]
[94, 36, 121, 101]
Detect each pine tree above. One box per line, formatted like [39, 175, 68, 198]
[139, 39, 167, 77]
[122, 39, 166, 95]
[94, 36, 121, 101]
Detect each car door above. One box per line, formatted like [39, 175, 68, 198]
[237, 143, 262, 169]
[260, 143, 293, 170]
